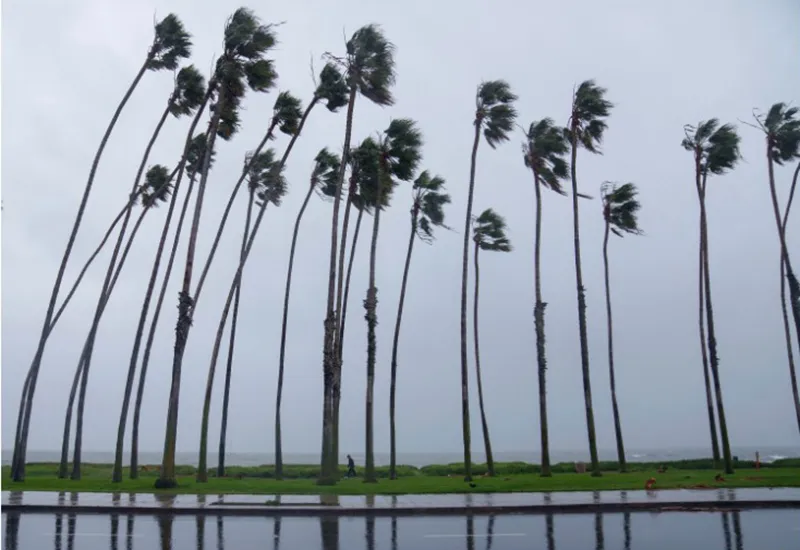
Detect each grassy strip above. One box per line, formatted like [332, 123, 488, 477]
[3, 462, 799, 495]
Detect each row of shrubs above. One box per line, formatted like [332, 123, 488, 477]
[20, 457, 798, 480]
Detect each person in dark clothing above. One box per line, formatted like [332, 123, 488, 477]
[346, 455, 356, 478]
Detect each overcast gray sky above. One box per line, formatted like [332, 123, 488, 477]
[3, 0, 800, 460]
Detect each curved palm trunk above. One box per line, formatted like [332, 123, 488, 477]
[569, 136, 601, 477]
[389, 204, 418, 479]
[217, 187, 255, 478]
[158, 90, 226, 489]
[275, 179, 317, 479]
[12, 58, 150, 481]
[698, 227, 721, 466]
[459, 121, 482, 482]
[472, 241, 495, 476]
[320, 86, 358, 484]
[338, 207, 364, 367]
[130, 171, 198, 478]
[531, 169, 551, 476]
[697, 171, 733, 474]
[780, 163, 800, 435]
[602, 219, 626, 472]
[363, 191, 383, 484]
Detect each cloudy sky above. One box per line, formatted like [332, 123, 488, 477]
[3, 0, 799, 462]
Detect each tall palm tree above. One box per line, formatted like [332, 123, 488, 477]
[566, 79, 612, 477]
[11, 13, 192, 481]
[753, 103, 800, 433]
[472, 208, 512, 477]
[522, 117, 568, 477]
[197, 151, 287, 482]
[460, 80, 517, 481]
[129, 133, 214, 478]
[158, 8, 278, 489]
[275, 149, 341, 479]
[388, 170, 450, 479]
[600, 182, 643, 473]
[319, 24, 396, 485]
[682, 118, 741, 474]
[782, 161, 800, 435]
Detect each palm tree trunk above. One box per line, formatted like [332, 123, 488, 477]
[780, 162, 800, 435]
[363, 190, 382, 484]
[12, 58, 150, 481]
[569, 135, 601, 477]
[113, 98, 210, 483]
[130, 171, 198, 478]
[320, 86, 358, 484]
[217, 187, 255, 478]
[158, 90, 226, 489]
[389, 205, 418, 480]
[603, 219, 626, 472]
[698, 171, 734, 474]
[459, 121, 481, 483]
[337, 206, 364, 374]
[531, 169, 551, 477]
[275, 179, 316, 479]
[472, 241, 495, 476]
[698, 221, 721, 466]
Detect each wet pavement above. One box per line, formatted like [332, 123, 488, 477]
[3, 488, 800, 516]
[3, 508, 799, 549]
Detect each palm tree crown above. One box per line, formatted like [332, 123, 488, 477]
[473, 209, 512, 252]
[568, 80, 613, 153]
[186, 133, 215, 176]
[523, 118, 569, 194]
[169, 66, 207, 118]
[270, 92, 304, 136]
[360, 119, 424, 210]
[682, 119, 741, 175]
[147, 14, 192, 71]
[141, 165, 173, 208]
[311, 148, 342, 196]
[476, 81, 518, 148]
[344, 24, 396, 106]
[760, 103, 800, 164]
[315, 63, 350, 112]
[412, 171, 451, 242]
[246, 149, 287, 207]
[601, 182, 643, 237]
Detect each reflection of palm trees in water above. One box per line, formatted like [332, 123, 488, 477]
[544, 493, 555, 550]
[217, 516, 224, 550]
[390, 496, 398, 550]
[158, 515, 173, 550]
[623, 512, 631, 550]
[731, 512, 743, 550]
[320, 516, 339, 550]
[366, 494, 375, 550]
[486, 514, 495, 550]
[55, 492, 65, 550]
[127, 494, 136, 550]
[466, 515, 475, 550]
[67, 492, 77, 550]
[4, 512, 19, 550]
[594, 513, 604, 550]
[273, 514, 282, 550]
[722, 511, 744, 550]
[110, 493, 120, 550]
[196, 495, 205, 550]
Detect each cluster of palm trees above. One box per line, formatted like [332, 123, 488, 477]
[8, 9, 800, 488]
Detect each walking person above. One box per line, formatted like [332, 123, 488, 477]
[346, 454, 357, 478]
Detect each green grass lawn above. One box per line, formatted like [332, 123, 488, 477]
[3, 463, 799, 495]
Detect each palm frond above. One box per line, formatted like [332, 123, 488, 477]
[247, 148, 287, 206]
[601, 181, 643, 236]
[413, 171, 450, 242]
[141, 164, 172, 207]
[523, 117, 569, 195]
[169, 65, 206, 117]
[148, 14, 192, 71]
[316, 63, 349, 112]
[473, 208, 512, 252]
[476, 80, 518, 149]
[311, 147, 341, 195]
[347, 24, 396, 106]
[758, 102, 800, 165]
[570, 79, 613, 154]
[705, 123, 741, 174]
[384, 118, 423, 182]
[186, 132, 215, 176]
[272, 91, 304, 136]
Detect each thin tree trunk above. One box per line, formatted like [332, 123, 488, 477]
[337, 206, 364, 376]
[603, 218, 626, 472]
[275, 178, 317, 479]
[472, 241, 495, 476]
[320, 86, 358, 484]
[12, 58, 150, 481]
[389, 204, 418, 479]
[531, 169, 551, 477]
[459, 121, 481, 482]
[217, 187, 255, 478]
[698, 170, 734, 474]
[698, 215, 721, 466]
[569, 135, 601, 477]
[363, 185, 382, 484]
[780, 162, 800, 435]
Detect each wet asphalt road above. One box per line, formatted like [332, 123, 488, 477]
[3, 510, 799, 549]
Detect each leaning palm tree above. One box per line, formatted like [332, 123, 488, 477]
[566, 79, 613, 477]
[460, 80, 517, 481]
[158, 8, 278, 489]
[274, 149, 341, 479]
[752, 103, 800, 433]
[388, 170, 450, 480]
[11, 13, 192, 481]
[471, 208, 512, 477]
[319, 24, 397, 485]
[197, 151, 288, 482]
[682, 118, 741, 474]
[130, 133, 214, 478]
[362, 120, 423, 483]
[522, 117, 568, 477]
[600, 181, 643, 473]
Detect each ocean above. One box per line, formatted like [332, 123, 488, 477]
[3, 446, 797, 467]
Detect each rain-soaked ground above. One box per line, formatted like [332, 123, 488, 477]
[3, 509, 800, 549]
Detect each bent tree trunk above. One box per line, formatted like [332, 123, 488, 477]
[698, 227, 721, 466]
[363, 193, 382, 484]
[780, 162, 800, 434]
[472, 241, 495, 476]
[337, 207, 364, 370]
[12, 58, 150, 481]
[389, 205, 418, 479]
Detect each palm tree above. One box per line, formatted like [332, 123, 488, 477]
[197, 151, 287, 482]
[566, 79, 612, 477]
[11, 13, 192, 481]
[522, 117, 568, 477]
[319, 24, 396, 485]
[782, 161, 800, 434]
[158, 8, 278, 489]
[471, 209, 512, 477]
[388, 170, 450, 479]
[682, 118, 741, 474]
[752, 103, 800, 433]
[460, 80, 517, 481]
[274, 149, 341, 478]
[130, 133, 214, 478]
[600, 182, 643, 473]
